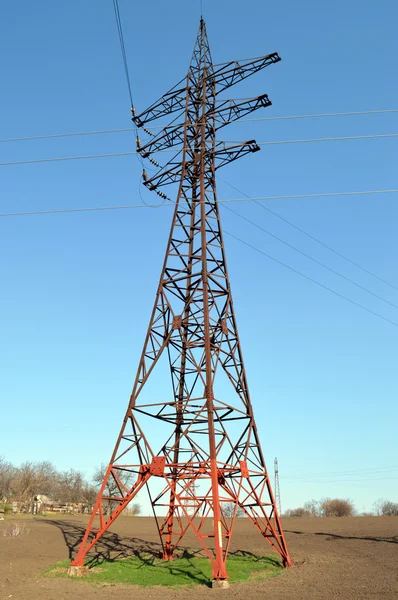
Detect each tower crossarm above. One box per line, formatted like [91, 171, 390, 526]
[138, 94, 272, 158]
[209, 53, 281, 94]
[132, 54, 280, 126]
[132, 78, 187, 126]
[210, 94, 272, 129]
[213, 140, 260, 170]
[142, 160, 182, 190]
[142, 140, 260, 190]
[137, 123, 186, 157]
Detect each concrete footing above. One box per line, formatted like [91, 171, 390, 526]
[68, 565, 88, 577]
[211, 579, 230, 589]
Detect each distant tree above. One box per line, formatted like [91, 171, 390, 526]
[304, 500, 321, 517]
[320, 498, 355, 517]
[223, 502, 245, 518]
[0, 456, 16, 501]
[285, 498, 355, 518]
[283, 507, 311, 517]
[80, 483, 98, 512]
[374, 499, 398, 516]
[13, 461, 58, 502]
[0, 458, 120, 513]
[55, 469, 85, 504]
[93, 463, 135, 515]
[127, 503, 141, 516]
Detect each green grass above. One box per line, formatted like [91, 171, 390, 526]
[45, 553, 283, 588]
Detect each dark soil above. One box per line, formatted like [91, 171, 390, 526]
[1, 515, 397, 599]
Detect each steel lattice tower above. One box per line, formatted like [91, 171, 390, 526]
[71, 18, 292, 582]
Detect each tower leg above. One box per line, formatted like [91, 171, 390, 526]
[162, 484, 177, 560]
[70, 470, 151, 568]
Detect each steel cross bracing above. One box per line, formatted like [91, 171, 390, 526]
[71, 18, 292, 581]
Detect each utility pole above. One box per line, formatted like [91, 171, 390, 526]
[274, 457, 281, 515]
[70, 18, 292, 584]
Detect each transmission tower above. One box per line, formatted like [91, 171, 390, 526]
[274, 457, 281, 515]
[71, 18, 292, 582]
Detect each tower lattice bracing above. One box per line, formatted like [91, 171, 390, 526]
[71, 19, 292, 581]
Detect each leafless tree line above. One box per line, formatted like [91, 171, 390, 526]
[283, 497, 398, 517]
[0, 456, 97, 506]
[0, 456, 140, 515]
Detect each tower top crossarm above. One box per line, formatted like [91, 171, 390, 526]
[131, 18, 281, 198]
[132, 19, 281, 127]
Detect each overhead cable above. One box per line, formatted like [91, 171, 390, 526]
[1, 189, 398, 218]
[283, 476, 398, 484]
[222, 203, 398, 309]
[283, 465, 398, 479]
[238, 107, 398, 123]
[0, 128, 136, 144]
[112, 0, 133, 105]
[1, 109, 397, 144]
[223, 229, 398, 328]
[219, 177, 398, 293]
[1, 133, 397, 167]
[255, 133, 398, 146]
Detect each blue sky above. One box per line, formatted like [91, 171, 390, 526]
[1, 0, 397, 514]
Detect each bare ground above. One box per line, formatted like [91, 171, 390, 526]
[1, 515, 398, 599]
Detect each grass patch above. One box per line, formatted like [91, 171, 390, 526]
[45, 553, 283, 587]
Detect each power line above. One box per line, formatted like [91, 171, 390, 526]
[0, 127, 135, 144]
[1, 109, 397, 144]
[1, 133, 397, 168]
[1, 189, 398, 218]
[222, 203, 398, 309]
[219, 178, 398, 293]
[0, 151, 138, 167]
[112, 0, 133, 105]
[255, 133, 398, 147]
[110, 1, 153, 207]
[1, 203, 396, 327]
[239, 108, 398, 123]
[284, 476, 398, 484]
[283, 465, 398, 479]
[222, 229, 398, 328]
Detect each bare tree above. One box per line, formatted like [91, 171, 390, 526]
[126, 503, 141, 516]
[284, 498, 355, 518]
[374, 499, 398, 516]
[80, 483, 98, 512]
[304, 499, 321, 517]
[283, 507, 311, 517]
[0, 458, 118, 512]
[13, 461, 58, 503]
[223, 502, 245, 518]
[0, 456, 16, 501]
[93, 463, 135, 515]
[320, 498, 355, 517]
[55, 469, 85, 504]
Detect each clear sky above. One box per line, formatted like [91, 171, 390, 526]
[1, 0, 397, 514]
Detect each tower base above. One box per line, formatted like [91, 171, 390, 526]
[68, 565, 88, 577]
[211, 579, 230, 589]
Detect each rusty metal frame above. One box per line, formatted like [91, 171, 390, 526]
[71, 18, 292, 581]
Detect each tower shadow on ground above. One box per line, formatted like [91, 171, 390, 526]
[285, 529, 398, 544]
[38, 518, 281, 586]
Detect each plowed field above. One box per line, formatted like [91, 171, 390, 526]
[1, 515, 397, 599]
